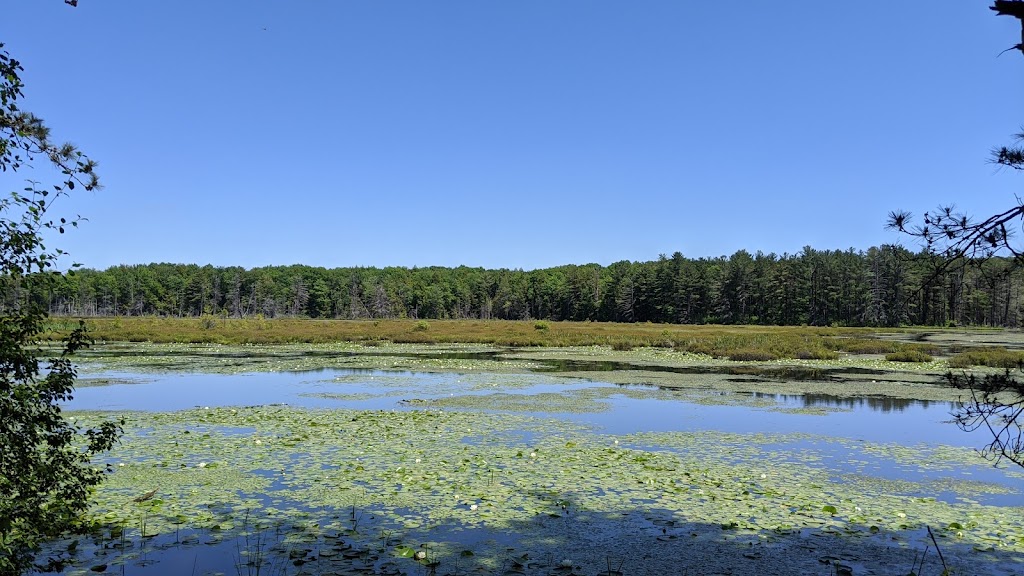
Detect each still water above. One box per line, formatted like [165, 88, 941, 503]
[66, 366, 1021, 505]
[69, 367, 961, 442]
[40, 359, 1024, 576]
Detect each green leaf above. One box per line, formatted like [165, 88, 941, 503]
[394, 546, 415, 558]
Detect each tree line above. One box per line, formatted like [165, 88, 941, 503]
[8, 245, 1024, 327]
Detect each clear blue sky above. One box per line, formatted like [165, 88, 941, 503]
[2, 1, 1021, 271]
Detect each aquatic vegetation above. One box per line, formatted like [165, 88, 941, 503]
[71, 342, 541, 375]
[75, 377, 151, 388]
[548, 368, 963, 403]
[400, 391, 611, 413]
[35, 338, 1024, 574]
[41, 405, 1023, 575]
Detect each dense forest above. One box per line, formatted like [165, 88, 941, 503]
[8, 245, 1024, 327]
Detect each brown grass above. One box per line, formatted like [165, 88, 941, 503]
[37, 317, 954, 362]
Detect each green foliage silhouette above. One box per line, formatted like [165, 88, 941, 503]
[0, 40, 121, 574]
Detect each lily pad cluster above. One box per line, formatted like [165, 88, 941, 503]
[46, 405, 1024, 575]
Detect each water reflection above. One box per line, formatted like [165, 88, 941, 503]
[534, 359, 888, 381]
[67, 368, 965, 447]
[63, 368, 1023, 511]
[752, 392, 951, 412]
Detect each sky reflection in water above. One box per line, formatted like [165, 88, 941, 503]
[69, 368, 961, 443]
[66, 366, 1020, 505]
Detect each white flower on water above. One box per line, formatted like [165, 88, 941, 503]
[198, 462, 208, 468]
[897, 512, 906, 518]
[414, 550, 426, 560]
[415, 458, 421, 463]
[560, 559, 573, 568]
[760, 473, 767, 479]
[118, 462, 125, 467]
[854, 506, 862, 513]
[529, 452, 537, 458]
[469, 504, 478, 511]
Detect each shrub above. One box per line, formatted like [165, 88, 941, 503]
[611, 341, 636, 351]
[794, 349, 839, 360]
[534, 321, 550, 331]
[949, 347, 1024, 369]
[885, 350, 934, 363]
[827, 338, 939, 357]
[413, 320, 429, 332]
[727, 349, 779, 361]
[826, 338, 897, 355]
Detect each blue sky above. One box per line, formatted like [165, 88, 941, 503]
[2, 1, 1021, 271]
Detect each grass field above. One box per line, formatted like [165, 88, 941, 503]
[40, 316, 979, 362]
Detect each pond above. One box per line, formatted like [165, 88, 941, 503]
[37, 344, 1024, 576]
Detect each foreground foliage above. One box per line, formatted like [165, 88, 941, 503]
[889, 1, 1024, 475]
[0, 41, 120, 574]
[948, 371, 1024, 469]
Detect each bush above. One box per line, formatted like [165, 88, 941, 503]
[674, 341, 715, 356]
[611, 341, 636, 351]
[885, 350, 934, 363]
[826, 338, 939, 357]
[949, 347, 1024, 369]
[794, 349, 839, 360]
[413, 320, 429, 332]
[727, 349, 779, 361]
[534, 321, 549, 331]
[826, 338, 897, 355]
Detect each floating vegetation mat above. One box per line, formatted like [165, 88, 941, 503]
[70, 341, 966, 407]
[552, 368, 967, 403]
[40, 406, 1024, 576]
[74, 342, 539, 374]
[507, 345, 951, 373]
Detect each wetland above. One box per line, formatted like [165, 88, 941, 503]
[36, 331, 1024, 576]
